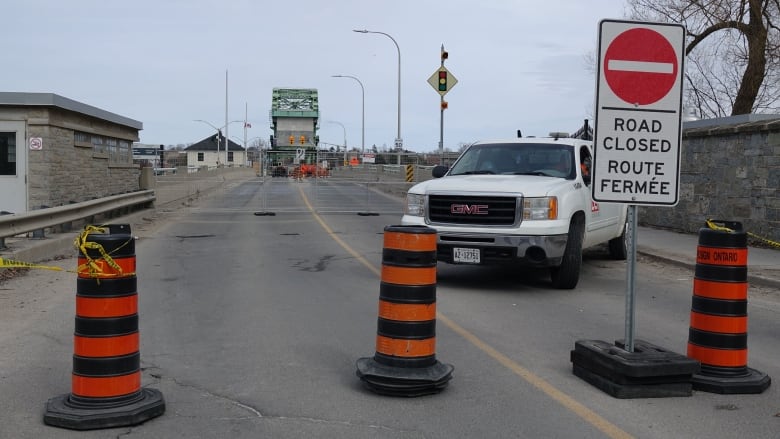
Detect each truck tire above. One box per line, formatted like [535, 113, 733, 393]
[608, 218, 628, 260]
[550, 217, 584, 289]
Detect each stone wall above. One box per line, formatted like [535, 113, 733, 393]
[640, 116, 780, 243]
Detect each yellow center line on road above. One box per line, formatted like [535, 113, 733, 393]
[298, 186, 634, 439]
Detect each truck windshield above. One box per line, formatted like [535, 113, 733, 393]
[448, 143, 575, 179]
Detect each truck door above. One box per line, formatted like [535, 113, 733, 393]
[580, 145, 621, 239]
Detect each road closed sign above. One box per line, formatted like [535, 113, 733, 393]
[592, 20, 685, 205]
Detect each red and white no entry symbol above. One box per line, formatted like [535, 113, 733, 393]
[603, 28, 678, 105]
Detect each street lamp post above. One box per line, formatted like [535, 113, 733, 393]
[331, 75, 365, 154]
[194, 119, 242, 167]
[243, 102, 249, 167]
[353, 29, 401, 163]
[327, 120, 347, 164]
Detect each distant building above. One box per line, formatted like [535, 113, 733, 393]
[184, 133, 246, 169]
[0, 92, 142, 214]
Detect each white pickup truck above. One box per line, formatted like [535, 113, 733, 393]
[401, 133, 629, 289]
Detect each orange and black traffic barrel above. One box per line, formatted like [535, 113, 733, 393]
[356, 225, 453, 396]
[44, 224, 165, 430]
[686, 220, 770, 394]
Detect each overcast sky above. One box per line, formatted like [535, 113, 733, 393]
[5, 0, 626, 152]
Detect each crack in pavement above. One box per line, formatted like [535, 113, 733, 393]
[155, 372, 419, 435]
[266, 415, 420, 435]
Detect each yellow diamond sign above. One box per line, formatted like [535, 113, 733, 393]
[428, 66, 457, 96]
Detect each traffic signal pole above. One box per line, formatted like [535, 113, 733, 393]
[439, 97, 444, 163]
[439, 45, 447, 164]
[428, 45, 456, 165]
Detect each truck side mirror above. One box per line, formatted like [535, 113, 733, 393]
[432, 165, 449, 178]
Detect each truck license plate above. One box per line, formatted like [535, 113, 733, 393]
[453, 247, 480, 264]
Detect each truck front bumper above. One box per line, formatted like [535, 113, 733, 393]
[435, 232, 568, 267]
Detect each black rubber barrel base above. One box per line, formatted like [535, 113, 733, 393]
[571, 339, 699, 399]
[692, 368, 771, 394]
[44, 388, 165, 430]
[573, 365, 693, 399]
[356, 357, 453, 397]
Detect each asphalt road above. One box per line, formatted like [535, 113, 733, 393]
[1, 177, 779, 438]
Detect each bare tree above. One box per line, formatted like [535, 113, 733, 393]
[627, 0, 780, 118]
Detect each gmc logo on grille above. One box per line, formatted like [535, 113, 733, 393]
[451, 204, 489, 215]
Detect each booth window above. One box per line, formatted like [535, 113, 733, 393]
[75, 131, 132, 164]
[0, 132, 15, 176]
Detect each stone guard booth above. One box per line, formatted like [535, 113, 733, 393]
[0, 93, 142, 215]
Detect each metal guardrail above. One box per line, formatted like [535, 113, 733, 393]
[0, 190, 155, 241]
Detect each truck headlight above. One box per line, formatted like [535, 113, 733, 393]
[405, 193, 425, 217]
[523, 196, 558, 220]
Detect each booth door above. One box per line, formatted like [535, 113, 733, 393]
[0, 121, 27, 214]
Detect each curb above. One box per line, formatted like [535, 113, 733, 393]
[637, 249, 780, 290]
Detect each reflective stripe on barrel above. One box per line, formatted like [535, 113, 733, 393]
[76, 295, 137, 318]
[376, 336, 436, 357]
[383, 230, 437, 252]
[74, 333, 139, 358]
[378, 301, 436, 321]
[693, 278, 747, 300]
[374, 226, 438, 368]
[687, 225, 749, 374]
[72, 370, 141, 399]
[381, 265, 436, 285]
[696, 246, 748, 266]
[686, 344, 748, 369]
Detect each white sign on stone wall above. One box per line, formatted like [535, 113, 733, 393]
[29, 137, 43, 150]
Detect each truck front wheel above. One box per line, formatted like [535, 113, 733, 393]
[550, 217, 584, 289]
[608, 218, 629, 260]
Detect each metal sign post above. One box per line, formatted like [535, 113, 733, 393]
[593, 20, 685, 352]
[625, 205, 638, 352]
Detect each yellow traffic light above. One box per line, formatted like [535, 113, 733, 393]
[288, 135, 295, 145]
[299, 135, 305, 145]
[438, 71, 447, 92]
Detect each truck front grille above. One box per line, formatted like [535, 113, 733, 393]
[428, 195, 518, 226]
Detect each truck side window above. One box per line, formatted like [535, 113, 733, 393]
[580, 146, 592, 186]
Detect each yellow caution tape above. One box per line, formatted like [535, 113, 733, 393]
[747, 232, 780, 249]
[706, 218, 780, 249]
[0, 257, 65, 271]
[75, 225, 133, 278]
[705, 219, 735, 233]
[0, 225, 135, 278]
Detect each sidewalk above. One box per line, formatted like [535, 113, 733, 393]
[637, 226, 780, 289]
